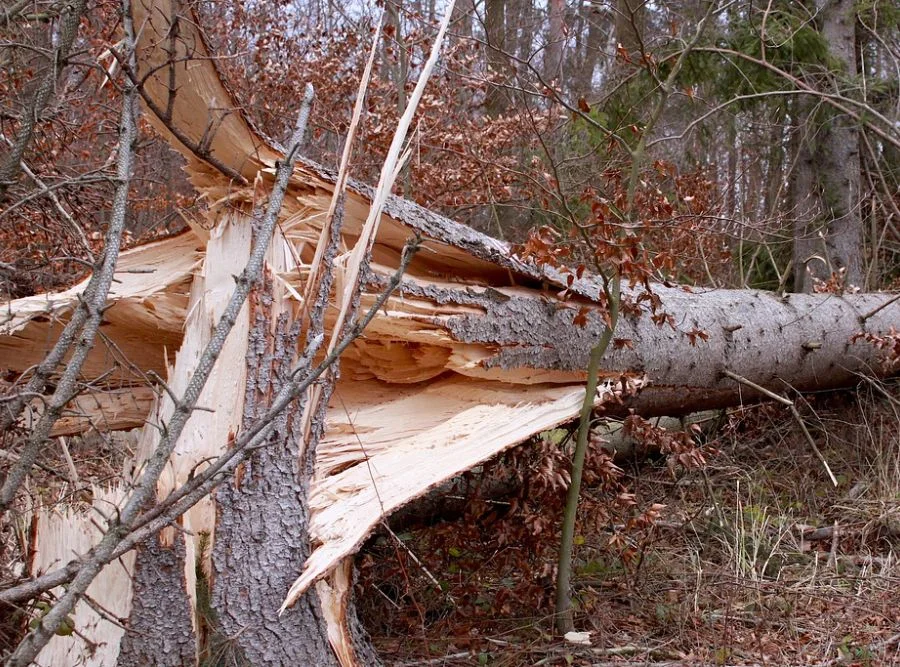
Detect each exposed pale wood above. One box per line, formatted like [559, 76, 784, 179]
[30, 487, 136, 667]
[285, 374, 644, 607]
[317, 561, 356, 667]
[0, 232, 199, 381]
[24, 386, 156, 436]
[131, 0, 281, 182]
[127, 209, 255, 646]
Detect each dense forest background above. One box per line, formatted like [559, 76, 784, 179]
[3, 0, 898, 298]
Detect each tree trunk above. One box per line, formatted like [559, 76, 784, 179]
[545, 0, 565, 81]
[792, 0, 863, 292]
[573, 3, 604, 96]
[208, 274, 339, 665]
[484, 0, 508, 115]
[451, 0, 474, 37]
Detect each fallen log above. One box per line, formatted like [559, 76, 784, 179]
[2, 0, 898, 664]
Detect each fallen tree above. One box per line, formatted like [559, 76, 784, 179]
[1, 0, 898, 665]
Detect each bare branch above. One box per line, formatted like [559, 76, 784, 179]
[0, 0, 88, 199]
[0, 25, 139, 514]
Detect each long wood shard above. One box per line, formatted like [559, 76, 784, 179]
[0, 232, 199, 381]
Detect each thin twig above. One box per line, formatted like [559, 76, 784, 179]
[0, 133, 94, 257]
[0, 13, 138, 515]
[860, 293, 900, 322]
[722, 369, 837, 486]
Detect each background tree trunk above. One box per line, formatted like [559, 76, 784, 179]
[484, 0, 508, 115]
[545, 0, 565, 81]
[792, 0, 863, 292]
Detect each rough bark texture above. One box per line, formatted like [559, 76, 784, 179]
[359, 258, 897, 416]
[117, 533, 196, 667]
[209, 281, 337, 666]
[792, 0, 862, 291]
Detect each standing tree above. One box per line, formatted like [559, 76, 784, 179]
[791, 0, 863, 291]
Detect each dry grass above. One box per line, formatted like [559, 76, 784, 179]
[362, 381, 900, 666]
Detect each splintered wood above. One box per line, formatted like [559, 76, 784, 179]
[0, 233, 199, 381]
[27, 487, 136, 667]
[3, 0, 899, 664]
[287, 375, 639, 609]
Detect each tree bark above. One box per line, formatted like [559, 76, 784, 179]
[545, 0, 565, 81]
[117, 533, 197, 667]
[209, 278, 339, 665]
[792, 0, 863, 292]
[451, 0, 474, 38]
[484, 0, 508, 115]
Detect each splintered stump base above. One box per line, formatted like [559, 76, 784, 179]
[2, 0, 898, 663]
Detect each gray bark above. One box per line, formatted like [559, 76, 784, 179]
[514, 0, 535, 66]
[376, 272, 897, 416]
[573, 3, 604, 96]
[451, 0, 474, 37]
[117, 534, 196, 667]
[209, 284, 338, 666]
[247, 157, 897, 422]
[545, 0, 565, 81]
[792, 0, 863, 292]
[484, 0, 508, 115]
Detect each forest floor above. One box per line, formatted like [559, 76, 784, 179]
[360, 380, 900, 666]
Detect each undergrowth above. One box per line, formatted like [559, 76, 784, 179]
[358, 381, 900, 666]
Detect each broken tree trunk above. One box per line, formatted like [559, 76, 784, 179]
[1, 0, 898, 664]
